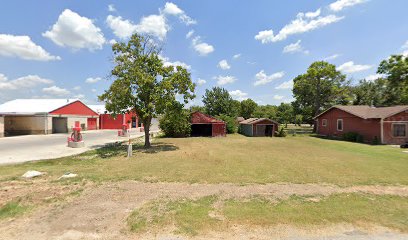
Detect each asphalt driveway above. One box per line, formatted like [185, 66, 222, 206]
[0, 125, 159, 165]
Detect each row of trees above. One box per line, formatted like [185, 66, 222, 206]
[292, 55, 408, 130]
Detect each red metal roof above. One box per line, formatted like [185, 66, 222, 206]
[191, 111, 224, 124]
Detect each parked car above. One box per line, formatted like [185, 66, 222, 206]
[400, 142, 408, 148]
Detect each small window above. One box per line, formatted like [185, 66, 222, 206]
[337, 119, 343, 131]
[322, 119, 327, 127]
[393, 124, 406, 137]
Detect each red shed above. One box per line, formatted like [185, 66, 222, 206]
[315, 105, 408, 144]
[191, 111, 226, 137]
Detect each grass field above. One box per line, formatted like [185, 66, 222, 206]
[0, 134, 407, 186]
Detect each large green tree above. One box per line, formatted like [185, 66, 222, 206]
[377, 54, 408, 105]
[292, 61, 348, 127]
[276, 103, 294, 127]
[240, 99, 258, 119]
[253, 105, 278, 120]
[351, 78, 387, 106]
[202, 87, 235, 117]
[99, 34, 195, 147]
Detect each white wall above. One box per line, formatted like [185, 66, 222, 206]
[0, 116, 4, 137]
[4, 116, 47, 135]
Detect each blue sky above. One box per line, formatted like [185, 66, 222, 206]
[0, 0, 407, 106]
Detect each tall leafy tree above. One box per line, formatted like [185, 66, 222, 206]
[99, 34, 195, 148]
[240, 99, 258, 119]
[253, 105, 278, 120]
[377, 54, 408, 105]
[292, 61, 348, 127]
[276, 103, 294, 127]
[202, 87, 234, 116]
[351, 78, 386, 106]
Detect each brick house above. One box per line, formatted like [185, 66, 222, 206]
[315, 105, 408, 144]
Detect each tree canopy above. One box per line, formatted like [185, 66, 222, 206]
[292, 61, 349, 125]
[202, 87, 235, 117]
[99, 34, 195, 147]
[240, 99, 258, 119]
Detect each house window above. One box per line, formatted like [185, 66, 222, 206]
[393, 124, 406, 137]
[337, 119, 343, 131]
[322, 119, 327, 127]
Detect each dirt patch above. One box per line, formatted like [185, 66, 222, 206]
[0, 181, 407, 240]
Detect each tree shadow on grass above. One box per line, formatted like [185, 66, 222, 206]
[92, 142, 126, 159]
[132, 142, 179, 154]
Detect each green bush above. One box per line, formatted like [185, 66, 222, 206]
[216, 114, 238, 134]
[372, 136, 380, 145]
[159, 107, 191, 138]
[342, 132, 364, 143]
[275, 127, 287, 137]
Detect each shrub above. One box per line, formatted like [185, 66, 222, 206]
[372, 136, 380, 145]
[342, 132, 364, 143]
[275, 127, 287, 137]
[159, 107, 191, 138]
[216, 114, 238, 134]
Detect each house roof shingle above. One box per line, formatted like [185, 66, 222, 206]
[315, 105, 408, 119]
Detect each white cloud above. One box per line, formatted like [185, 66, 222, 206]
[229, 90, 248, 101]
[159, 55, 191, 70]
[106, 15, 138, 39]
[135, 14, 169, 40]
[365, 73, 385, 82]
[109, 39, 117, 45]
[329, 0, 367, 12]
[162, 2, 196, 25]
[233, 53, 241, 59]
[255, 9, 343, 43]
[108, 4, 116, 12]
[197, 78, 206, 86]
[402, 40, 408, 56]
[324, 54, 341, 61]
[91, 89, 97, 93]
[73, 94, 85, 99]
[214, 75, 236, 85]
[0, 34, 60, 61]
[73, 86, 81, 91]
[283, 40, 309, 54]
[218, 59, 231, 70]
[0, 74, 53, 90]
[192, 36, 214, 56]
[337, 61, 372, 73]
[186, 30, 194, 39]
[85, 77, 102, 83]
[43, 9, 106, 50]
[275, 80, 293, 90]
[42, 86, 70, 96]
[273, 95, 284, 100]
[254, 70, 285, 86]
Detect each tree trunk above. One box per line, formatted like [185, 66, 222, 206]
[143, 117, 152, 148]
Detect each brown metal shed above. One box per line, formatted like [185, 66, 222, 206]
[239, 118, 279, 137]
[191, 111, 226, 137]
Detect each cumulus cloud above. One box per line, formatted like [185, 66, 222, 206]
[365, 73, 385, 82]
[255, 9, 343, 43]
[214, 75, 236, 85]
[283, 40, 309, 54]
[192, 36, 214, 56]
[108, 4, 116, 12]
[196, 78, 206, 86]
[229, 90, 248, 101]
[73, 86, 81, 91]
[329, 0, 367, 12]
[233, 53, 241, 59]
[275, 80, 293, 90]
[0, 34, 60, 61]
[323, 53, 341, 61]
[0, 74, 53, 90]
[85, 77, 102, 83]
[186, 30, 194, 39]
[159, 55, 191, 70]
[402, 40, 408, 56]
[254, 70, 285, 86]
[218, 59, 231, 70]
[162, 2, 196, 25]
[42, 85, 70, 96]
[106, 15, 138, 39]
[43, 9, 105, 50]
[73, 94, 85, 99]
[273, 95, 284, 100]
[134, 14, 169, 40]
[337, 61, 372, 73]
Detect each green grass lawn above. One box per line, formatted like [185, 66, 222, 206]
[0, 135, 407, 185]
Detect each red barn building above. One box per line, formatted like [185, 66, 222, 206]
[89, 105, 140, 130]
[191, 111, 226, 137]
[315, 105, 408, 144]
[0, 99, 99, 136]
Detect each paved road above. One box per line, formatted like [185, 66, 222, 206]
[0, 124, 159, 165]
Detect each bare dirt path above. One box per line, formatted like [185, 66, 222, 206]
[1, 181, 408, 240]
